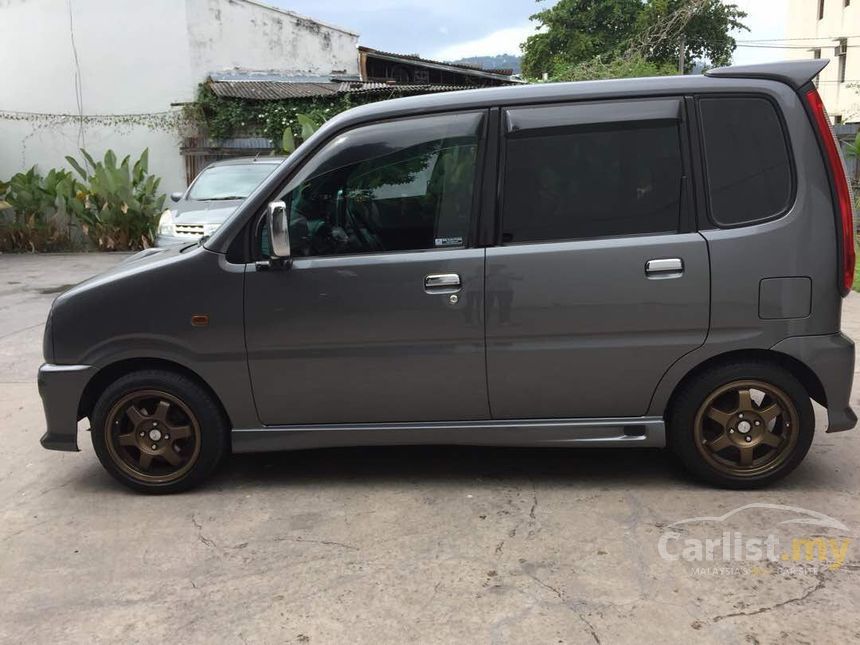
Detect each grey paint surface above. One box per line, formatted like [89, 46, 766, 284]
[232, 417, 665, 452]
[36, 59, 855, 457]
[759, 277, 812, 319]
[5, 254, 860, 643]
[245, 249, 488, 424]
[485, 234, 709, 419]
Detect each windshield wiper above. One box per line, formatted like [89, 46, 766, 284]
[205, 195, 246, 201]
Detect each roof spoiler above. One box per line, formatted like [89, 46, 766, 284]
[704, 59, 829, 90]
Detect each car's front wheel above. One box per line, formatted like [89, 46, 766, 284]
[669, 361, 815, 488]
[91, 370, 227, 493]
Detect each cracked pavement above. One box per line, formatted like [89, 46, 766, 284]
[1, 253, 859, 644]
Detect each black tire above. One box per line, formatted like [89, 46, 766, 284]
[91, 370, 228, 494]
[668, 360, 815, 489]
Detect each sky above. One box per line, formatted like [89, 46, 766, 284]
[270, 0, 789, 64]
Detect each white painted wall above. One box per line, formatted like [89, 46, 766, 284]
[787, 0, 860, 122]
[0, 0, 359, 194]
[185, 0, 359, 80]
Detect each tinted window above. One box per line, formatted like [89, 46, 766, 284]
[273, 113, 481, 257]
[502, 122, 683, 243]
[699, 97, 792, 226]
[189, 163, 278, 200]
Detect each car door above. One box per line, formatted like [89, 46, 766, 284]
[244, 111, 490, 425]
[486, 98, 710, 419]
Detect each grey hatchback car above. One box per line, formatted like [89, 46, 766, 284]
[155, 157, 283, 246]
[38, 59, 857, 493]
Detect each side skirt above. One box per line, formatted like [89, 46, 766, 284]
[231, 417, 666, 453]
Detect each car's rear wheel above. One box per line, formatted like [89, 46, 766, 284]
[91, 370, 227, 493]
[669, 361, 815, 488]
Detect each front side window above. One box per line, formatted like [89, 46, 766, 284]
[273, 113, 482, 257]
[699, 97, 792, 227]
[501, 119, 683, 243]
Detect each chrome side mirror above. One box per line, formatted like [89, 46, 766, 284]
[266, 201, 290, 258]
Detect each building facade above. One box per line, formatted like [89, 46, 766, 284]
[787, 0, 859, 123]
[0, 0, 359, 193]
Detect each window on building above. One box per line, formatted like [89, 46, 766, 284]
[501, 120, 683, 243]
[819, 0, 825, 19]
[269, 113, 482, 257]
[699, 97, 793, 227]
[813, 48, 821, 59]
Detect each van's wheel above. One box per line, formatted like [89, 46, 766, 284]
[668, 361, 814, 488]
[91, 370, 228, 494]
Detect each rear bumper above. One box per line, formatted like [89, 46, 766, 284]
[771, 332, 857, 433]
[37, 363, 93, 451]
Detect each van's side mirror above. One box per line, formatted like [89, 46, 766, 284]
[170, 191, 183, 203]
[266, 201, 290, 259]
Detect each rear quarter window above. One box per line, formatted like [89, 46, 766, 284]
[698, 96, 793, 227]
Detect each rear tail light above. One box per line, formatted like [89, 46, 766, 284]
[805, 88, 855, 296]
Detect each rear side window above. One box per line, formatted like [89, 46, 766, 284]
[501, 115, 683, 243]
[699, 97, 792, 226]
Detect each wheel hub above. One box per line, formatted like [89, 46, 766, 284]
[105, 390, 201, 484]
[694, 379, 799, 477]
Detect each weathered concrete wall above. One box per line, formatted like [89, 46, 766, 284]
[0, 0, 193, 193]
[786, 0, 860, 123]
[0, 0, 360, 195]
[185, 0, 359, 80]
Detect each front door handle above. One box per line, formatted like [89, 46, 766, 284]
[645, 258, 684, 278]
[424, 273, 461, 293]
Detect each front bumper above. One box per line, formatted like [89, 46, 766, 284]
[37, 363, 94, 451]
[771, 332, 857, 433]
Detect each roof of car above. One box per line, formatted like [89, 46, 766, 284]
[321, 59, 829, 131]
[206, 156, 287, 168]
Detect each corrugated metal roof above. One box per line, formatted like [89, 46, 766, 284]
[207, 78, 480, 100]
[358, 46, 523, 83]
[337, 82, 477, 95]
[208, 80, 340, 99]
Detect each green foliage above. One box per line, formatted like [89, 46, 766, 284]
[845, 132, 860, 159]
[521, 0, 641, 79]
[65, 148, 166, 251]
[553, 54, 678, 82]
[190, 85, 363, 143]
[0, 166, 76, 252]
[520, 0, 747, 80]
[282, 113, 323, 154]
[638, 0, 748, 69]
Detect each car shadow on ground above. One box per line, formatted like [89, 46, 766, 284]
[217, 445, 684, 490]
[69, 444, 840, 494]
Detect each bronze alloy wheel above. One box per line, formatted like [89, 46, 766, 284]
[104, 389, 202, 484]
[693, 379, 800, 478]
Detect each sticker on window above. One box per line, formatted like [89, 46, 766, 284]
[435, 237, 463, 247]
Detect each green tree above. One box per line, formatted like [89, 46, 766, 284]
[638, 0, 747, 69]
[521, 0, 641, 79]
[521, 0, 747, 80]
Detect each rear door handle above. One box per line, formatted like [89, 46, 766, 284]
[424, 273, 461, 293]
[645, 258, 684, 277]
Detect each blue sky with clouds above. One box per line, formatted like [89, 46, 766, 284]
[269, 0, 788, 64]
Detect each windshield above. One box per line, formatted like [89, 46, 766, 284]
[188, 163, 278, 200]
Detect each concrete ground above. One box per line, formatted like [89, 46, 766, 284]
[1, 253, 859, 644]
